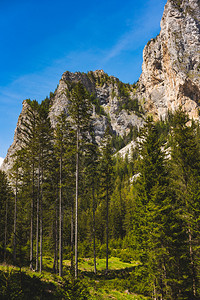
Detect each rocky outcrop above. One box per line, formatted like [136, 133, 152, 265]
[115, 140, 137, 160]
[49, 69, 144, 138]
[138, 0, 200, 119]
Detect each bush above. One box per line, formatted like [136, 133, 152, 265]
[56, 277, 89, 300]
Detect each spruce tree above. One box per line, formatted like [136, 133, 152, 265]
[20, 99, 40, 270]
[54, 111, 76, 277]
[132, 117, 174, 298]
[84, 127, 100, 274]
[37, 101, 53, 272]
[68, 81, 92, 278]
[100, 126, 114, 275]
[170, 109, 200, 297]
[0, 170, 13, 262]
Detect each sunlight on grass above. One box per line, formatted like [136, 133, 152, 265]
[89, 288, 147, 300]
[0, 261, 146, 300]
[63, 256, 139, 272]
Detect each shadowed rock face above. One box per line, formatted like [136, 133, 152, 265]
[138, 0, 200, 119]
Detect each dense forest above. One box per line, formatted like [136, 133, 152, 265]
[1, 82, 200, 299]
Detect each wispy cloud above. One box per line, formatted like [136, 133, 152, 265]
[102, 28, 143, 63]
[102, 0, 164, 63]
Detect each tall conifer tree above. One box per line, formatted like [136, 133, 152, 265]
[170, 109, 200, 297]
[132, 117, 175, 298]
[68, 82, 92, 278]
[100, 126, 114, 275]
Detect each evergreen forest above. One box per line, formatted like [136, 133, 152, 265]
[1, 82, 200, 299]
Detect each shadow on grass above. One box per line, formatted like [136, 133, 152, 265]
[0, 269, 56, 300]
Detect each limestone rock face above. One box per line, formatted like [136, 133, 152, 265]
[138, 0, 200, 119]
[49, 69, 143, 138]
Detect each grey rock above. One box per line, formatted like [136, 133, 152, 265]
[138, 0, 200, 120]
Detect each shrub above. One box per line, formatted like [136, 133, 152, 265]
[56, 277, 89, 300]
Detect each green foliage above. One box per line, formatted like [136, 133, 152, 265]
[90, 94, 107, 116]
[0, 268, 56, 299]
[111, 134, 126, 152]
[56, 277, 89, 300]
[171, 0, 182, 8]
[0, 171, 13, 263]
[169, 109, 200, 297]
[119, 98, 143, 117]
[111, 126, 139, 153]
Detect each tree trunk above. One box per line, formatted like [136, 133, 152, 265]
[188, 226, 196, 297]
[71, 199, 74, 273]
[92, 185, 97, 275]
[59, 156, 63, 277]
[4, 198, 8, 262]
[106, 184, 109, 275]
[36, 160, 40, 271]
[53, 188, 58, 274]
[39, 163, 43, 273]
[30, 165, 35, 270]
[75, 128, 79, 279]
[13, 174, 18, 264]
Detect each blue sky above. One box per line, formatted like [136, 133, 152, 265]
[0, 0, 167, 159]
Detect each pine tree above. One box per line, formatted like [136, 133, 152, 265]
[132, 117, 175, 298]
[54, 111, 76, 277]
[10, 149, 23, 264]
[170, 109, 200, 297]
[84, 126, 100, 274]
[68, 82, 92, 278]
[0, 170, 13, 262]
[37, 101, 53, 272]
[100, 126, 114, 275]
[20, 100, 40, 270]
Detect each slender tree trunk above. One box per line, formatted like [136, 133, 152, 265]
[188, 226, 196, 296]
[13, 174, 18, 264]
[71, 199, 74, 273]
[92, 185, 97, 275]
[75, 128, 79, 279]
[39, 164, 43, 273]
[36, 160, 40, 271]
[106, 184, 109, 275]
[59, 155, 63, 277]
[39, 193, 43, 272]
[53, 188, 58, 274]
[4, 198, 8, 262]
[30, 165, 35, 270]
[153, 281, 157, 300]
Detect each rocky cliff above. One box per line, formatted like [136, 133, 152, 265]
[2, 0, 200, 171]
[138, 0, 200, 119]
[49, 70, 143, 139]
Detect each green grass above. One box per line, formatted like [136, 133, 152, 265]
[0, 256, 146, 300]
[65, 257, 138, 272]
[89, 288, 146, 299]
